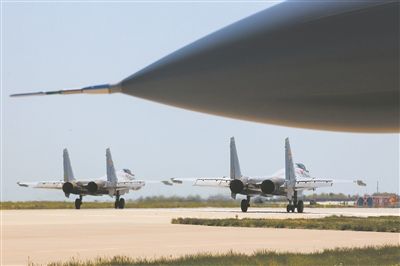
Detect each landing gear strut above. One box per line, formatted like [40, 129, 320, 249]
[114, 193, 125, 209]
[241, 196, 251, 212]
[286, 192, 304, 213]
[75, 195, 82, 209]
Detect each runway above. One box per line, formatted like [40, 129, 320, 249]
[2, 208, 399, 265]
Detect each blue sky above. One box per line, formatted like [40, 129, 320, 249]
[2, 1, 398, 201]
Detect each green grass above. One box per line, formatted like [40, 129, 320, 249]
[41, 246, 400, 266]
[172, 215, 400, 233]
[0, 196, 236, 209]
[0, 200, 354, 210]
[0, 199, 239, 210]
[0, 195, 356, 210]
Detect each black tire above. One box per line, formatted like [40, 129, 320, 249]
[118, 198, 125, 209]
[74, 199, 81, 209]
[241, 199, 248, 212]
[291, 205, 295, 212]
[297, 200, 304, 213]
[286, 204, 290, 213]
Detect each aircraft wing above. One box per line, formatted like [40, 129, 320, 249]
[153, 177, 230, 187]
[194, 178, 231, 188]
[17, 181, 64, 189]
[119, 178, 184, 186]
[294, 179, 333, 191]
[294, 178, 366, 191]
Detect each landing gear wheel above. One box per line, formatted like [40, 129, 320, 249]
[118, 198, 125, 209]
[287, 204, 295, 212]
[297, 200, 304, 213]
[74, 198, 82, 209]
[115, 193, 120, 209]
[241, 199, 249, 212]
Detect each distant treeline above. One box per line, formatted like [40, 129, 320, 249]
[304, 193, 356, 201]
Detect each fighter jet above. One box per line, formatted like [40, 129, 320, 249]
[18, 148, 146, 209]
[10, 1, 399, 132]
[185, 137, 362, 213]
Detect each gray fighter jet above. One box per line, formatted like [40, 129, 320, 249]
[190, 137, 363, 213]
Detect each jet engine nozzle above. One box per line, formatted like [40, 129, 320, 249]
[87, 181, 98, 193]
[62, 182, 74, 194]
[261, 180, 275, 194]
[229, 179, 244, 194]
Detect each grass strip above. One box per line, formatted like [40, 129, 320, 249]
[171, 215, 400, 233]
[0, 200, 239, 210]
[41, 245, 400, 266]
[1, 200, 353, 210]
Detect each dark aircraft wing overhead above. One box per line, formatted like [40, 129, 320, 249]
[120, 0, 399, 133]
[11, 0, 399, 132]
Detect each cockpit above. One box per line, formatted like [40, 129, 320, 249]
[123, 169, 133, 175]
[295, 163, 308, 172]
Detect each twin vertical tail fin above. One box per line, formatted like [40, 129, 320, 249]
[285, 138, 296, 200]
[230, 137, 242, 180]
[106, 148, 118, 184]
[63, 149, 75, 182]
[285, 138, 296, 184]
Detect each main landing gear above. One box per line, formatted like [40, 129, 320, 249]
[286, 191, 304, 213]
[241, 196, 251, 212]
[114, 193, 125, 209]
[75, 195, 83, 209]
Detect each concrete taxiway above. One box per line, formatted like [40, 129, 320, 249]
[2, 208, 399, 265]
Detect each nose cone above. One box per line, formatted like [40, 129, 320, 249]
[120, 1, 399, 132]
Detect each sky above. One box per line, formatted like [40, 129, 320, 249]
[1, 1, 399, 202]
